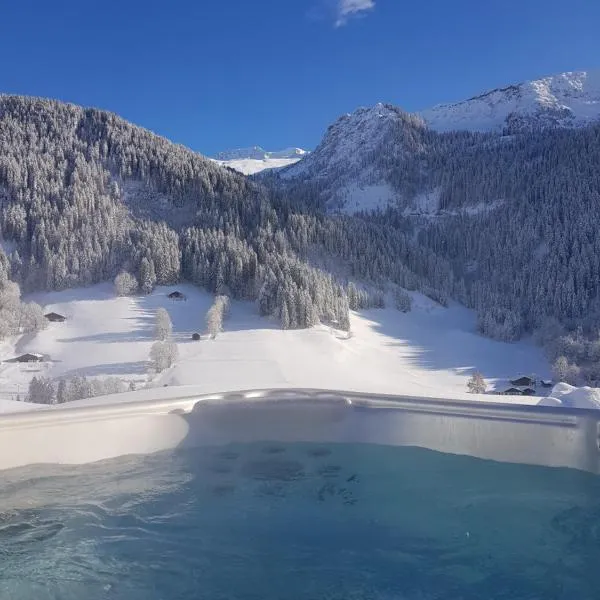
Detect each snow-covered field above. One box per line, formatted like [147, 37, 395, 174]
[211, 147, 308, 175]
[0, 283, 554, 413]
[212, 157, 302, 175]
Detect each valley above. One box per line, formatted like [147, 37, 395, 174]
[1, 70, 600, 408]
[0, 284, 550, 412]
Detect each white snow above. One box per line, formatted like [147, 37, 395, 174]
[0, 283, 553, 413]
[539, 383, 600, 410]
[212, 157, 303, 176]
[214, 147, 307, 161]
[420, 71, 600, 133]
[212, 146, 309, 175]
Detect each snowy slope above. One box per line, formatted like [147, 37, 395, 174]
[0, 284, 551, 412]
[420, 71, 600, 133]
[212, 146, 309, 175]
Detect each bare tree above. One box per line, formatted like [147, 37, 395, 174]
[467, 372, 487, 394]
[19, 302, 47, 333]
[553, 356, 580, 385]
[155, 307, 173, 340]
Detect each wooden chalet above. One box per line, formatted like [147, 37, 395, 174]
[44, 312, 66, 322]
[8, 353, 44, 363]
[168, 291, 186, 301]
[502, 387, 523, 396]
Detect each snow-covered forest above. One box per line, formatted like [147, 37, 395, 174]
[1, 94, 600, 383]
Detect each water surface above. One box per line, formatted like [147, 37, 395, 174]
[0, 443, 598, 599]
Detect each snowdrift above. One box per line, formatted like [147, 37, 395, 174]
[540, 383, 600, 410]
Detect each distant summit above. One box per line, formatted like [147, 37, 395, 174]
[212, 146, 309, 175]
[214, 146, 308, 161]
[419, 70, 600, 133]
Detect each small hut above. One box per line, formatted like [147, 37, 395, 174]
[168, 291, 187, 301]
[191, 332, 201, 341]
[44, 312, 66, 322]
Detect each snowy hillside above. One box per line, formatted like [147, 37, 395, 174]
[0, 284, 551, 412]
[274, 71, 600, 214]
[420, 71, 600, 133]
[212, 146, 308, 175]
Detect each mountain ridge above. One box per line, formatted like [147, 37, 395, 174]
[278, 70, 600, 214]
[419, 70, 600, 133]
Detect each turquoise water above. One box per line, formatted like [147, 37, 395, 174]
[0, 442, 598, 599]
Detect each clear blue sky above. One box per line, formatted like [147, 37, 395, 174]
[1, 0, 599, 156]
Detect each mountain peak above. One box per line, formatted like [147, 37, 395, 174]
[420, 70, 600, 133]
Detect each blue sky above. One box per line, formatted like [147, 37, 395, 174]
[1, 0, 599, 156]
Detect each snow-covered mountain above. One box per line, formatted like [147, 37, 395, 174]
[215, 146, 307, 161]
[420, 71, 600, 133]
[212, 146, 309, 175]
[278, 70, 600, 213]
[280, 104, 428, 212]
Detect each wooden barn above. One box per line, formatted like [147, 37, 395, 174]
[44, 312, 66, 322]
[502, 387, 523, 396]
[168, 291, 187, 301]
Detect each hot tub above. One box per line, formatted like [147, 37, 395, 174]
[0, 389, 599, 599]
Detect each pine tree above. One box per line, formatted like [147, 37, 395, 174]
[139, 258, 157, 295]
[56, 379, 67, 404]
[280, 302, 290, 330]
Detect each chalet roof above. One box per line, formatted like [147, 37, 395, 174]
[44, 312, 66, 318]
[519, 387, 537, 395]
[6, 352, 45, 362]
[510, 376, 535, 385]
